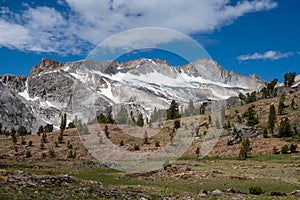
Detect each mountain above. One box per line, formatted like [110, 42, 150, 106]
[0, 58, 265, 132]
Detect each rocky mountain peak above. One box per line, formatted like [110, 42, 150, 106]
[29, 58, 65, 77]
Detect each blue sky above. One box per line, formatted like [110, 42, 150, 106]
[0, 0, 299, 82]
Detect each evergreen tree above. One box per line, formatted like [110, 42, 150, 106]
[166, 100, 181, 120]
[245, 91, 257, 104]
[44, 124, 53, 132]
[243, 105, 259, 126]
[278, 117, 292, 138]
[268, 104, 276, 134]
[60, 113, 67, 131]
[238, 138, 251, 160]
[11, 128, 17, 144]
[291, 98, 296, 110]
[238, 93, 246, 105]
[136, 114, 144, 127]
[278, 94, 285, 115]
[17, 126, 27, 136]
[260, 78, 278, 99]
[38, 125, 44, 136]
[284, 72, 296, 87]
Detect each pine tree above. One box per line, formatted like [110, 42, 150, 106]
[60, 113, 67, 131]
[268, 104, 276, 134]
[284, 72, 296, 87]
[243, 105, 259, 126]
[278, 117, 292, 138]
[238, 138, 251, 160]
[278, 94, 285, 115]
[136, 114, 144, 127]
[166, 100, 181, 120]
[291, 98, 296, 110]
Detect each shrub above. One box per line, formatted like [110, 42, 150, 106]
[262, 127, 268, 138]
[40, 142, 45, 150]
[18, 126, 28, 136]
[249, 186, 264, 195]
[67, 150, 76, 159]
[28, 140, 33, 146]
[195, 147, 200, 156]
[278, 118, 292, 138]
[134, 144, 140, 151]
[174, 119, 181, 129]
[41, 152, 47, 159]
[44, 124, 53, 132]
[21, 136, 26, 145]
[42, 132, 47, 143]
[67, 122, 76, 129]
[11, 134, 17, 144]
[238, 138, 251, 160]
[155, 141, 160, 147]
[58, 130, 63, 144]
[281, 145, 289, 154]
[48, 147, 55, 158]
[119, 140, 124, 146]
[290, 144, 298, 153]
[25, 150, 32, 158]
[67, 141, 73, 149]
[104, 125, 109, 138]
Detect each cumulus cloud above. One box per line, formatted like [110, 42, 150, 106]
[0, 0, 278, 54]
[237, 50, 293, 61]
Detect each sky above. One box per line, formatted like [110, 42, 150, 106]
[0, 0, 299, 82]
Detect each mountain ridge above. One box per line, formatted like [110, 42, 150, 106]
[0, 58, 265, 132]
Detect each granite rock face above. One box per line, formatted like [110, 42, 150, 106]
[0, 58, 265, 132]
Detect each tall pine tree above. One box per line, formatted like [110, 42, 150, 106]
[268, 104, 276, 134]
[166, 100, 181, 120]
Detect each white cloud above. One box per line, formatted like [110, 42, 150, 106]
[0, 0, 278, 54]
[237, 50, 293, 61]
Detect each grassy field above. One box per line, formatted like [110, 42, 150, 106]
[0, 151, 299, 199]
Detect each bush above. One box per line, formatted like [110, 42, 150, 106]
[44, 124, 53, 132]
[21, 136, 26, 145]
[11, 134, 17, 144]
[281, 145, 289, 154]
[155, 141, 160, 147]
[67, 141, 73, 149]
[238, 138, 251, 160]
[195, 147, 200, 156]
[18, 126, 28, 136]
[134, 144, 140, 151]
[104, 125, 109, 138]
[25, 150, 32, 158]
[41, 152, 47, 159]
[278, 118, 292, 138]
[249, 186, 264, 195]
[67, 150, 76, 158]
[40, 142, 45, 150]
[68, 122, 76, 129]
[174, 119, 181, 129]
[119, 140, 124, 146]
[290, 144, 298, 153]
[48, 147, 55, 158]
[28, 140, 33, 146]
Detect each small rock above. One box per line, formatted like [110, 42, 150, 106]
[291, 190, 300, 197]
[212, 189, 222, 196]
